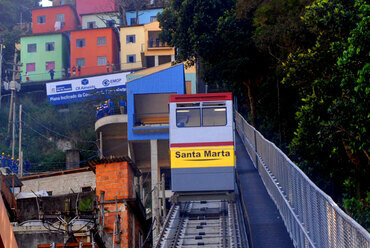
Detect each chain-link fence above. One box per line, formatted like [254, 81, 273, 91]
[235, 112, 370, 248]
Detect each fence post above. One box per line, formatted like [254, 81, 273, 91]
[254, 129, 258, 170]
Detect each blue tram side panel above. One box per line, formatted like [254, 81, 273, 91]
[169, 93, 235, 192]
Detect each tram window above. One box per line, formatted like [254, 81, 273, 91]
[177, 103, 200, 108]
[203, 102, 226, 107]
[202, 107, 227, 126]
[176, 108, 200, 127]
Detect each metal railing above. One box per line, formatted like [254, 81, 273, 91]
[235, 112, 370, 248]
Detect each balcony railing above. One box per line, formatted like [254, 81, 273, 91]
[134, 112, 169, 127]
[147, 39, 171, 50]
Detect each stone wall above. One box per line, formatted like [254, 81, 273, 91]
[21, 170, 95, 196]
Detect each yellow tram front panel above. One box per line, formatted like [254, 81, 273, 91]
[170, 146, 235, 169]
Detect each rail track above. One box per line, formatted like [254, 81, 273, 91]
[156, 200, 245, 248]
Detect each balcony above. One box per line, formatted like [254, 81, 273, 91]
[147, 39, 172, 50]
[133, 112, 169, 133]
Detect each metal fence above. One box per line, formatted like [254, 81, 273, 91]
[235, 112, 370, 248]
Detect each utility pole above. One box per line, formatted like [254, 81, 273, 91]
[7, 47, 18, 136]
[11, 102, 16, 158]
[0, 41, 4, 109]
[19, 104, 23, 177]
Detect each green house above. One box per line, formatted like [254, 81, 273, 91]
[20, 33, 69, 82]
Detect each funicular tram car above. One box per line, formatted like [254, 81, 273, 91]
[169, 93, 235, 192]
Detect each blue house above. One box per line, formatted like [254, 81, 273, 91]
[127, 64, 185, 141]
[126, 8, 163, 26]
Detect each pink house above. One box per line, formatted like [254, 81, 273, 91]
[76, 0, 117, 21]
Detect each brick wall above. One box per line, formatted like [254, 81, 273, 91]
[96, 161, 143, 248]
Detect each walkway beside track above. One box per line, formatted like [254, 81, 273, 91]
[235, 133, 294, 248]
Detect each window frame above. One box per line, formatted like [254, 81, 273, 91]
[45, 42, 55, 51]
[97, 56, 107, 66]
[37, 16, 46, 24]
[127, 54, 136, 63]
[126, 35, 136, 44]
[97, 37, 106, 46]
[87, 21, 96, 29]
[175, 102, 227, 128]
[76, 58, 85, 67]
[45, 61, 55, 70]
[26, 63, 36, 72]
[76, 39, 86, 48]
[27, 43, 37, 53]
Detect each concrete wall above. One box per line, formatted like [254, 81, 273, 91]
[120, 25, 145, 71]
[82, 13, 120, 29]
[21, 171, 95, 196]
[15, 232, 63, 248]
[20, 34, 69, 82]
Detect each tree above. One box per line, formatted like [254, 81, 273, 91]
[283, 0, 369, 226]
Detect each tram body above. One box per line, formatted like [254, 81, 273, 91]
[169, 93, 235, 192]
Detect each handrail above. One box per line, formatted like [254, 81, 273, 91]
[235, 111, 370, 248]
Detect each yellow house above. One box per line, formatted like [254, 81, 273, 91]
[120, 21, 175, 71]
[120, 24, 146, 71]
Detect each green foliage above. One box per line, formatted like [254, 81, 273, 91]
[283, 0, 369, 225]
[343, 192, 370, 231]
[79, 197, 93, 212]
[0, 92, 104, 172]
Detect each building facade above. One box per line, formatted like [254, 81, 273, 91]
[76, 0, 117, 22]
[70, 28, 120, 76]
[20, 167, 95, 196]
[120, 21, 175, 71]
[32, 5, 80, 34]
[20, 33, 69, 82]
[126, 8, 163, 26]
[81, 12, 121, 29]
[120, 25, 145, 71]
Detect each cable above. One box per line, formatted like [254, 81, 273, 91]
[22, 109, 97, 144]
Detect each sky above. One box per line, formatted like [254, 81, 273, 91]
[39, 0, 52, 7]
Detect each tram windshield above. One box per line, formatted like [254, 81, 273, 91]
[202, 107, 226, 126]
[176, 108, 200, 127]
[176, 102, 227, 127]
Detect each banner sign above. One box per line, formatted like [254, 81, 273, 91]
[170, 146, 235, 168]
[46, 72, 130, 105]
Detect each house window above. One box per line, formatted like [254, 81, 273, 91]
[81, 186, 92, 192]
[26, 63, 36, 72]
[130, 17, 136, 25]
[150, 16, 157, 22]
[107, 20, 115, 27]
[45, 42, 55, 51]
[56, 14, 65, 22]
[126, 35, 135, 44]
[45, 61, 55, 70]
[97, 37, 106, 46]
[37, 16, 46, 24]
[87, 21, 96, 29]
[97, 56, 107, 66]
[127, 55, 136, 63]
[76, 39, 85, 48]
[27, 44, 37, 53]
[76, 58, 85, 67]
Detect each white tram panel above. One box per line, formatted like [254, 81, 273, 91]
[169, 95, 233, 144]
[169, 93, 235, 192]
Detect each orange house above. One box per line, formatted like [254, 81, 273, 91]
[32, 5, 80, 34]
[70, 28, 120, 76]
